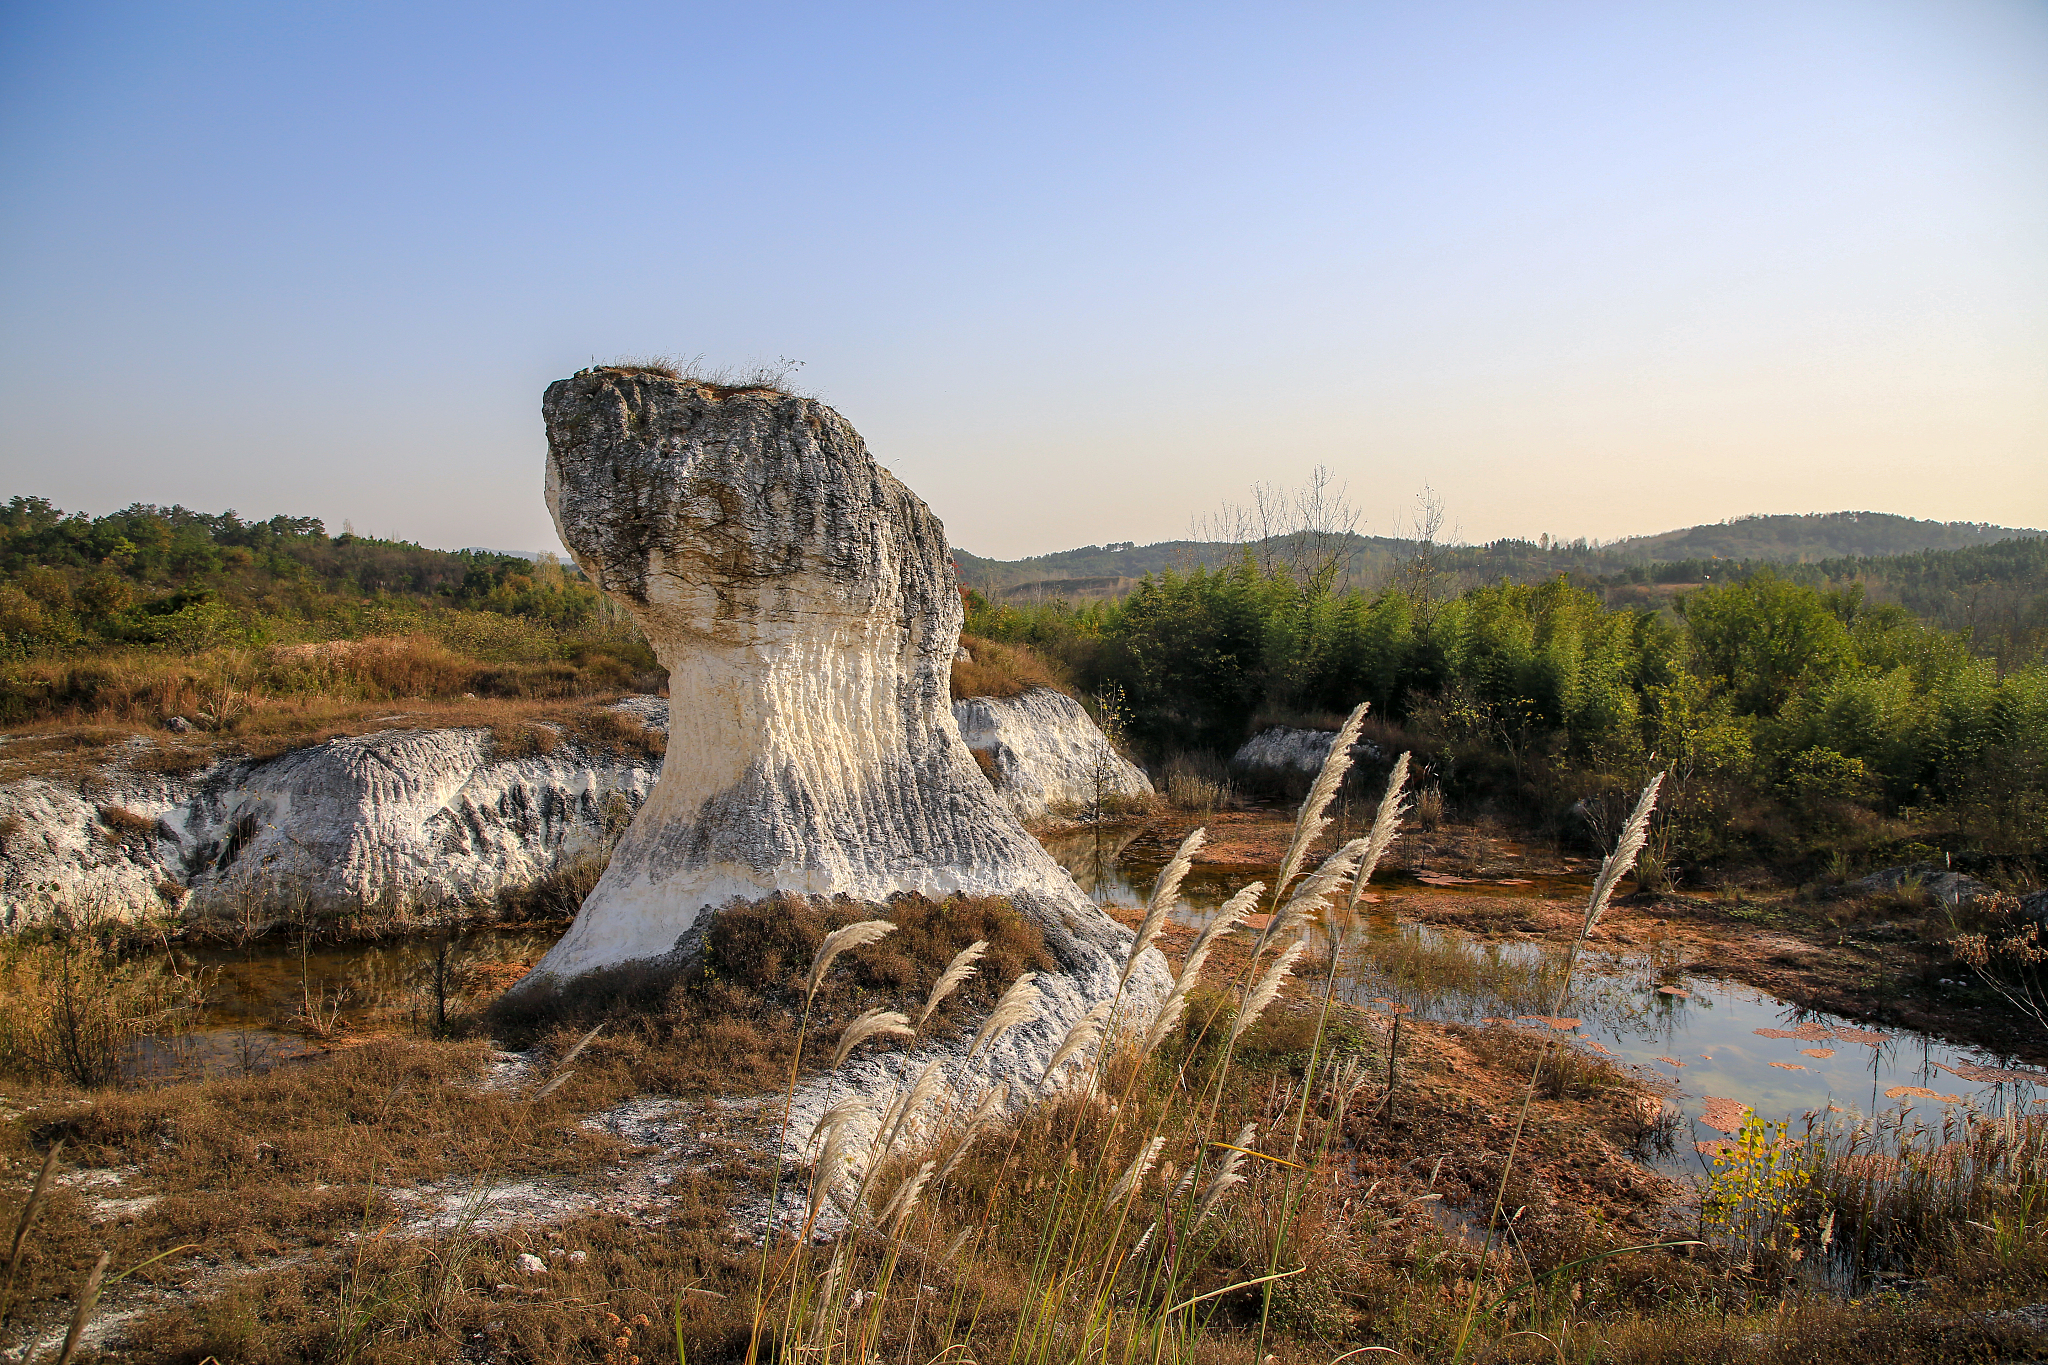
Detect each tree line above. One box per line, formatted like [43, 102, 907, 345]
[966, 557, 2046, 872]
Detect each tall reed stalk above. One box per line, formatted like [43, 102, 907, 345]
[728, 702, 1390, 1365]
[1450, 772, 1663, 1362]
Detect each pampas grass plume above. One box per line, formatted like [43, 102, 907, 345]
[1108, 1135, 1167, 1203]
[1193, 1122, 1258, 1230]
[1040, 1000, 1113, 1090]
[918, 940, 988, 1028]
[1259, 838, 1366, 953]
[808, 920, 897, 999]
[1272, 701, 1369, 902]
[832, 1008, 915, 1069]
[966, 971, 1043, 1060]
[1231, 939, 1305, 1044]
[1121, 828, 1205, 990]
[1584, 773, 1664, 932]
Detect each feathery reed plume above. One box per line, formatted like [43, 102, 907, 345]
[1453, 771, 1664, 1363]
[942, 1226, 976, 1261]
[875, 1059, 953, 1158]
[1040, 1000, 1113, 1091]
[808, 1101, 877, 1225]
[1185, 882, 1262, 984]
[917, 940, 988, 1028]
[832, 1009, 916, 1070]
[934, 1083, 1010, 1185]
[807, 920, 897, 999]
[877, 1159, 937, 1237]
[533, 1025, 605, 1103]
[965, 972, 1042, 1060]
[0, 1138, 62, 1320]
[1193, 1122, 1259, 1231]
[1583, 773, 1664, 932]
[1139, 990, 1189, 1057]
[1231, 939, 1305, 1044]
[1108, 1135, 1168, 1203]
[1258, 838, 1367, 953]
[1349, 752, 1412, 906]
[54, 1249, 109, 1365]
[1271, 701, 1369, 904]
[1120, 829, 1205, 991]
[809, 1094, 875, 1149]
[1148, 885, 1265, 1056]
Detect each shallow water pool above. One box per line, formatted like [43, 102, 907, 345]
[1040, 829, 2048, 1173]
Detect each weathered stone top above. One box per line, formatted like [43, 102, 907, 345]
[526, 370, 1151, 1001]
[543, 370, 956, 661]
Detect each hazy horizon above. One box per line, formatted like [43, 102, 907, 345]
[3, 2, 2043, 559]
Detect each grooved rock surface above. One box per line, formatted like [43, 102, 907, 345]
[952, 687, 1152, 822]
[523, 372, 1158, 1037]
[1231, 725, 1381, 778]
[1853, 863, 1994, 908]
[0, 699, 666, 928]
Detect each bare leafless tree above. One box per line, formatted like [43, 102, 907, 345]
[1394, 484, 1454, 617]
[1190, 465, 1362, 598]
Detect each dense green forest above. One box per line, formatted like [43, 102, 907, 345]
[0, 496, 659, 722]
[966, 552, 2047, 878]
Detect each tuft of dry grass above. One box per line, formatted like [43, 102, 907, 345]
[487, 892, 1051, 1099]
[594, 354, 806, 398]
[568, 708, 665, 761]
[0, 937, 212, 1087]
[94, 807, 156, 839]
[951, 635, 1073, 701]
[1162, 751, 1236, 815]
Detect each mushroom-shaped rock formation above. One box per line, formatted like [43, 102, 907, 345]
[521, 369, 1160, 1046]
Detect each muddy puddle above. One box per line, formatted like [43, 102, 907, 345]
[1041, 828, 2048, 1175]
[126, 927, 555, 1081]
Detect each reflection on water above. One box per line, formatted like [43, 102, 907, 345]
[1041, 827, 2048, 1173]
[121, 927, 557, 1083]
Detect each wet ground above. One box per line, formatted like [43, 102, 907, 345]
[131, 816, 2046, 1178]
[1040, 823, 2048, 1177]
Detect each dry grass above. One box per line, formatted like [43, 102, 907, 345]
[0, 630, 663, 746]
[0, 694, 661, 785]
[0, 937, 212, 1087]
[594, 356, 805, 398]
[489, 892, 1053, 1099]
[1162, 751, 1236, 815]
[951, 635, 1073, 700]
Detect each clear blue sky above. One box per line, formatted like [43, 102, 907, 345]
[3, 1, 2043, 559]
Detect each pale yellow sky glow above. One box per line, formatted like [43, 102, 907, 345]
[1, 2, 2042, 557]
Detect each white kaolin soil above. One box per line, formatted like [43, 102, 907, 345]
[0, 699, 667, 927]
[952, 687, 1152, 822]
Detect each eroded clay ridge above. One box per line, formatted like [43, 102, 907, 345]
[524, 369, 1144, 996]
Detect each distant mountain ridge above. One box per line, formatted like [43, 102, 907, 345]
[953, 511, 2042, 594]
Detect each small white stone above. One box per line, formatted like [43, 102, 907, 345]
[516, 1253, 547, 1276]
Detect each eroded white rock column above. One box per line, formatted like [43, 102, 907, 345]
[520, 370, 1141, 999]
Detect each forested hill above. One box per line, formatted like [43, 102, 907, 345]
[1606, 512, 2039, 562]
[0, 495, 608, 648]
[953, 511, 2042, 595]
[956, 516, 2047, 665]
